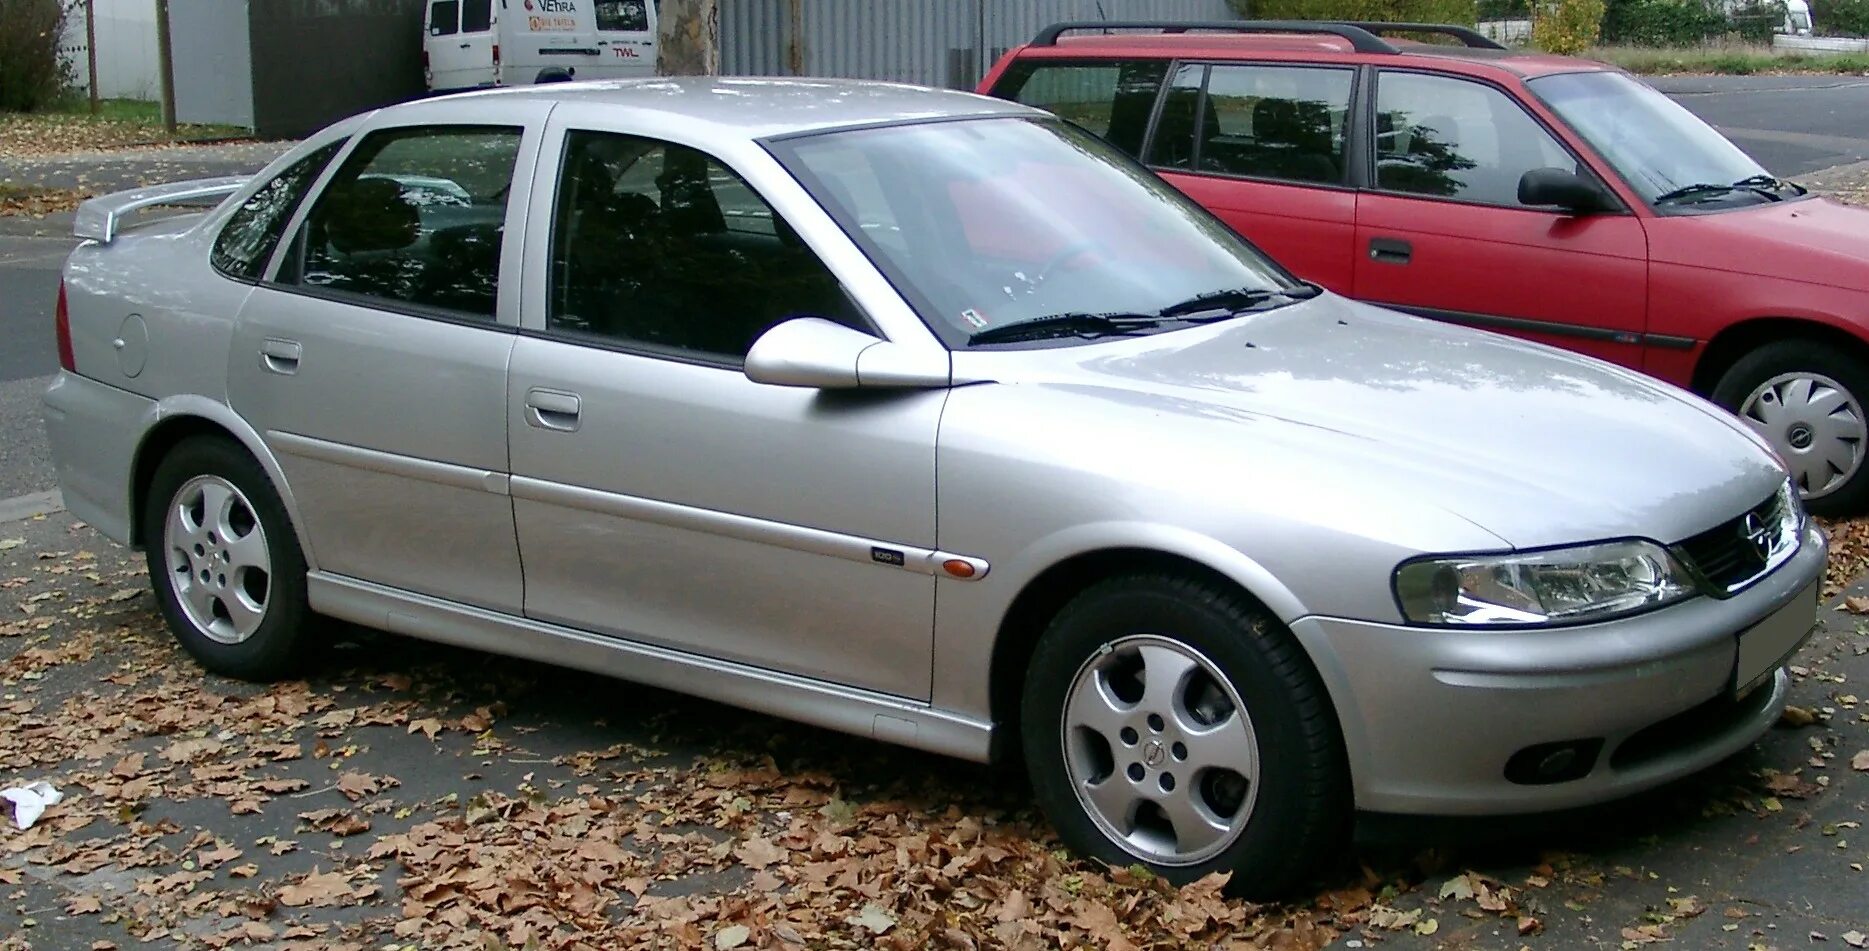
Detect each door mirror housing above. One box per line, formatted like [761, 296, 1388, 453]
[744, 317, 949, 390]
[1518, 167, 1616, 214]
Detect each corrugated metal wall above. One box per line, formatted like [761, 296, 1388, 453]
[721, 0, 1240, 90]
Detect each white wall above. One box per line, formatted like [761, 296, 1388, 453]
[59, 0, 163, 101]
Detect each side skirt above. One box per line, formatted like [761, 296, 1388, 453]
[306, 572, 995, 763]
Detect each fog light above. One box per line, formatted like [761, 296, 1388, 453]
[1504, 739, 1603, 785]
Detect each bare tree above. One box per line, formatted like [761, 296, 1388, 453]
[656, 0, 719, 76]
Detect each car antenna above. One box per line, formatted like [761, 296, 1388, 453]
[1095, 0, 1110, 34]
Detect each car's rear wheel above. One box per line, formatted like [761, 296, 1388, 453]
[1020, 573, 1349, 898]
[142, 436, 314, 680]
[1712, 340, 1869, 515]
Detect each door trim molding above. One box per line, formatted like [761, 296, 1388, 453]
[508, 475, 989, 580]
[307, 571, 995, 762]
[268, 430, 511, 496]
[1385, 303, 1697, 351]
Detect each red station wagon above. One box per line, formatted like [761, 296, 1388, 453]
[981, 21, 1869, 514]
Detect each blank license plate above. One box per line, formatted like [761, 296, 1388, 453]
[1734, 580, 1819, 698]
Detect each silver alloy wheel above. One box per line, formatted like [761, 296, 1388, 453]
[162, 475, 271, 645]
[1739, 371, 1867, 500]
[1060, 634, 1260, 866]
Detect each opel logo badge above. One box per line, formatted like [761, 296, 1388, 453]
[1142, 740, 1166, 768]
[1740, 512, 1772, 558]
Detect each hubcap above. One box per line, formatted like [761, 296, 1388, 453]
[162, 475, 271, 644]
[1740, 371, 1866, 501]
[1060, 634, 1259, 866]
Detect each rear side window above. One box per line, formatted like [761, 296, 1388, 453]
[285, 126, 522, 320]
[461, 0, 491, 32]
[211, 141, 343, 281]
[996, 60, 1168, 158]
[1374, 71, 1579, 207]
[1184, 64, 1354, 185]
[596, 0, 648, 32]
[428, 0, 458, 36]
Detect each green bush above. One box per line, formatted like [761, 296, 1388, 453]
[1812, 0, 1869, 35]
[1478, 0, 1533, 16]
[1533, 0, 1607, 51]
[1601, 0, 1727, 44]
[1250, 0, 1481, 25]
[0, 0, 71, 112]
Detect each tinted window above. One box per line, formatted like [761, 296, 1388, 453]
[1375, 72, 1578, 207]
[1000, 61, 1168, 158]
[1148, 63, 1204, 170]
[549, 131, 862, 359]
[212, 141, 342, 280]
[596, 0, 648, 31]
[287, 126, 521, 319]
[461, 0, 491, 32]
[428, 0, 457, 35]
[1194, 65, 1353, 184]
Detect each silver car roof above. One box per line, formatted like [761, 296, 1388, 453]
[414, 76, 1041, 139]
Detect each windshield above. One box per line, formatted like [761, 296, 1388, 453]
[1530, 71, 1783, 210]
[770, 117, 1303, 346]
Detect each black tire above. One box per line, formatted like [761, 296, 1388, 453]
[1020, 573, 1349, 899]
[141, 436, 315, 681]
[1710, 339, 1869, 516]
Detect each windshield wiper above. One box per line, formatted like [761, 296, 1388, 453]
[1156, 284, 1321, 319]
[967, 311, 1169, 345]
[1733, 173, 1806, 197]
[1655, 176, 1789, 205]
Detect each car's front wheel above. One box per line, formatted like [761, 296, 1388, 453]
[1020, 573, 1349, 898]
[142, 436, 315, 681]
[1713, 340, 1869, 516]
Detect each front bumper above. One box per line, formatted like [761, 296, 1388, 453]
[1294, 523, 1826, 815]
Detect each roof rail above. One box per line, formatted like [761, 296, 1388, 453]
[1326, 21, 1508, 50]
[1029, 20, 1400, 54]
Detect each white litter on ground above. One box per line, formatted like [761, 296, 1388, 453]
[1, 781, 64, 829]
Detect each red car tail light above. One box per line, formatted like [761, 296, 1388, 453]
[55, 280, 74, 372]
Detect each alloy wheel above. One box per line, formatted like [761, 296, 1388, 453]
[163, 474, 271, 645]
[1060, 634, 1260, 866]
[1740, 371, 1866, 501]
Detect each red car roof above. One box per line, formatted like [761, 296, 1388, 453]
[1033, 32, 1614, 79]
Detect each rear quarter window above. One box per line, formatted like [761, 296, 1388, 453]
[993, 60, 1168, 158]
[211, 141, 344, 281]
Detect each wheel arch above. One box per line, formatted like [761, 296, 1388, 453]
[1691, 315, 1869, 396]
[984, 538, 1320, 761]
[131, 396, 316, 569]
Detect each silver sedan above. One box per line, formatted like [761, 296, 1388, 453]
[42, 78, 1823, 895]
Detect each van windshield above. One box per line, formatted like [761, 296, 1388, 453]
[771, 117, 1304, 347]
[1529, 71, 1795, 211]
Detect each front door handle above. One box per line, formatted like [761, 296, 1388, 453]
[259, 338, 302, 375]
[1368, 237, 1412, 265]
[524, 388, 582, 432]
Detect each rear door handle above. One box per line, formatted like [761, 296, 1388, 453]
[524, 388, 582, 432]
[259, 338, 301, 375]
[1368, 237, 1412, 265]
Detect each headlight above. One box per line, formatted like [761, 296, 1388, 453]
[1394, 539, 1694, 627]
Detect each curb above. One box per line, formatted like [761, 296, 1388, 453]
[0, 490, 64, 524]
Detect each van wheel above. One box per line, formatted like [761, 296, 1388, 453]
[1712, 340, 1869, 515]
[141, 436, 315, 681]
[1019, 573, 1349, 898]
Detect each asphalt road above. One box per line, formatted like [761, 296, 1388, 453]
[1, 76, 1868, 505]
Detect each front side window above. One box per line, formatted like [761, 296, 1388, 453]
[997, 60, 1169, 158]
[549, 131, 862, 359]
[1530, 71, 1790, 211]
[595, 0, 648, 32]
[212, 141, 343, 280]
[775, 117, 1303, 348]
[428, 0, 458, 35]
[461, 0, 491, 33]
[1166, 63, 1354, 185]
[286, 126, 521, 319]
[1374, 71, 1578, 207]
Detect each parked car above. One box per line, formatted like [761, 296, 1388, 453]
[982, 21, 1869, 513]
[423, 0, 655, 92]
[44, 78, 1822, 895]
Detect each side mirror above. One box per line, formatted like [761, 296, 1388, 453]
[1518, 167, 1616, 214]
[744, 317, 949, 389]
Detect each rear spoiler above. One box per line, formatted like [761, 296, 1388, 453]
[73, 176, 248, 243]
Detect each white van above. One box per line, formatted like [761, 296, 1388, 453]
[424, 0, 656, 93]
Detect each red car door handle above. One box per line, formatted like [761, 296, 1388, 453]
[1369, 237, 1412, 265]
